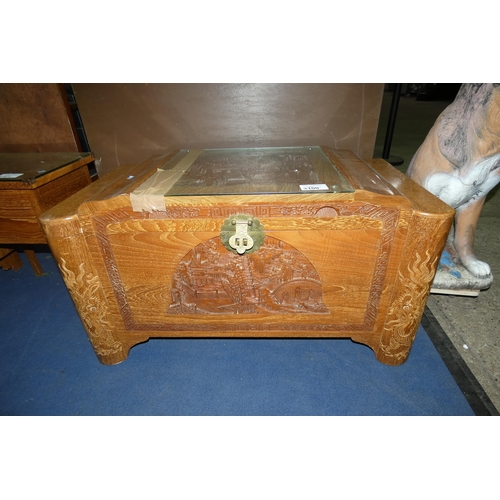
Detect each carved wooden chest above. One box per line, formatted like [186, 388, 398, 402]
[40, 146, 454, 366]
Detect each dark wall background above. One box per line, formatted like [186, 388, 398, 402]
[0, 84, 79, 153]
[73, 83, 384, 176]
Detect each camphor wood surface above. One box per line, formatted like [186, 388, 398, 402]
[40, 147, 454, 365]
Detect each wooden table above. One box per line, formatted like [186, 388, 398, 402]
[39, 147, 454, 365]
[0, 152, 94, 275]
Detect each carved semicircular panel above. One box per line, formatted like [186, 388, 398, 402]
[168, 236, 329, 315]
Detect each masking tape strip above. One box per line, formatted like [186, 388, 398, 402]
[130, 149, 203, 212]
[169, 149, 204, 173]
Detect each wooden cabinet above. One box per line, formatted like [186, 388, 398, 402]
[0, 152, 93, 274]
[39, 147, 454, 365]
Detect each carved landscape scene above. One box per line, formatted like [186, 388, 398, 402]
[168, 236, 330, 315]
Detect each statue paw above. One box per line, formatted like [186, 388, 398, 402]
[463, 258, 491, 278]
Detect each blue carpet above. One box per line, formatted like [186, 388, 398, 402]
[0, 251, 474, 415]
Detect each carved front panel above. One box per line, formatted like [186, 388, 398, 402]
[168, 236, 329, 315]
[86, 201, 398, 333]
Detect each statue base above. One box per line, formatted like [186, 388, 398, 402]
[430, 251, 493, 297]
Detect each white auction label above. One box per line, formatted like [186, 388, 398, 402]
[299, 184, 329, 191]
[0, 173, 23, 179]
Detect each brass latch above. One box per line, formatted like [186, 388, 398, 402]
[220, 214, 265, 255]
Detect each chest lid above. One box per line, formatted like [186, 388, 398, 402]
[130, 146, 354, 211]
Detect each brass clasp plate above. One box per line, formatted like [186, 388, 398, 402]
[220, 214, 265, 255]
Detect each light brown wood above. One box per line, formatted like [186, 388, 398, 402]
[40, 147, 455, 366]
[24, 249, 44, 276]
[0, 248, 23, 272]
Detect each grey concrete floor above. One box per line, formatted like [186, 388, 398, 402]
[374, 89, 500, 413]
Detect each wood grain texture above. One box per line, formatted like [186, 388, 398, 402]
[40, 148, 455, 365]
[0, 155, 94, 247]
[72, 84, 384, 176]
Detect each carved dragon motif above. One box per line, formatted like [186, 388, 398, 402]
[59, 258, 123, 357]
[379, 250, 438, 362]
[377, 216, 450, 362]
